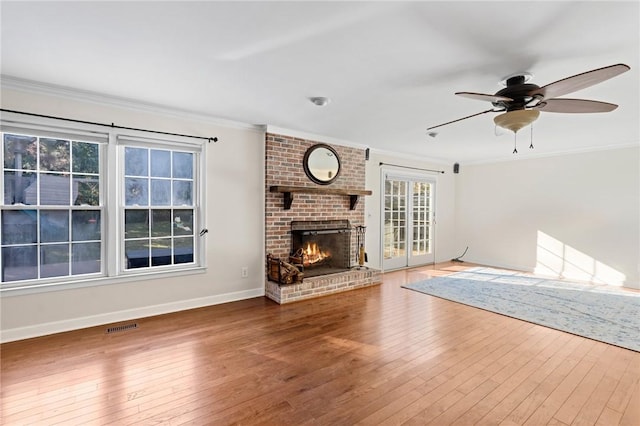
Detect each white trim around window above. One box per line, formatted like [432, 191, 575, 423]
[0, 113, 208, 295]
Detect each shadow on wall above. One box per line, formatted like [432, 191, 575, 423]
[535, 230, 626, 286]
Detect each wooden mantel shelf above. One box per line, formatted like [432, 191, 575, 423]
[270, 185, 372, 210]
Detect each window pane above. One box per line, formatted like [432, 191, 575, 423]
[0, 132, 105, 286]
[2, 210, 37, 244]
[173, 209, 193, 236]
[173, 181, 192, 206]
[119, 144, 200, 274]
[125, 240, 149, 269]
[40, 244, 69, 278]
[2, 245, 37, 281]
[150, 179, 171, 205]
[174, 237, 193, 264]
[41, 210, 69, 243]
[72, 242, 101, 275]
[125, 210, 148, 238]
[125, 147, 148, 176]
[4, 171, 36, 205]
[151, 209, 171, 237]
[4, 134, 36, 170]
[72, 141, 99, 174]
[172, 152, 193, 179]
[74, 175, 100, 206]
[150, 150, 171, 177]
[40, 138, 70, 172]
[40, 174, 71, 205]
[72, 210, 101, 241]
[151, 238, 172, 266]
[125, 177, 148, 206]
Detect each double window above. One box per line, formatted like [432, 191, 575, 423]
[0, 117, 205, 292]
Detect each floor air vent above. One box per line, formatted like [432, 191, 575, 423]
[106, 323, 138, 334]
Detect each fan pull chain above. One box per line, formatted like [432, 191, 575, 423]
[529, 124, 534, 149]
[513, 132, 518, 154]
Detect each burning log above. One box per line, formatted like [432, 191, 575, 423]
[290, 248, 304, 267]
[291, 243, 330, 268]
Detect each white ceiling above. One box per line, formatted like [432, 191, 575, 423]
[1, 1, 638, 163]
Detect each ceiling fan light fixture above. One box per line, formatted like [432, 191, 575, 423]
[499, 72, 533, 87]
[493, 109, 540, 133]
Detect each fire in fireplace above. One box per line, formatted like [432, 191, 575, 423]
[290, 220, 351, 277]
[299, 241, 330, 267]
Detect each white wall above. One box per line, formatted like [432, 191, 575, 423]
[0, 88, 266, 341]
[364, 150, 458, 270]
[455, 147, 640, 288]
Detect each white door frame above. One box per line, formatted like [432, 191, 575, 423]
[380, 167, 437, 272]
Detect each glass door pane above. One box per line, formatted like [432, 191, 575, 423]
[408, 181, 433, 266]
[383, 179, 408, 270]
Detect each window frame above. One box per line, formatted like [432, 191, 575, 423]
[117, 135, 204, 276]
[0, 114, 207, 295]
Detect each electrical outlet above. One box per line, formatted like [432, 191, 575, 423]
[241, 267, 248, 278]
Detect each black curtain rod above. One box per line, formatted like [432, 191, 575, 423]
[379, 162, 445, 174]
[0, 108, 219, 143]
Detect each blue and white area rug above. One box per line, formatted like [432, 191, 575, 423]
[403, 267, 640, 352]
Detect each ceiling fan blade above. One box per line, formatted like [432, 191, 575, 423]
[532, 63, 630, 100]
[535, 98, 619, 113]
[456, 92, 513, 103]
[427, 109, 497, 131]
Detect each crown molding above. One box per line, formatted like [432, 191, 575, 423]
[265, 125, 454, 165]
[462, 140, 640, 166]
[1, 75, 264, 133]
[368, 146, 452, 166]
[265, 125, 369, 150]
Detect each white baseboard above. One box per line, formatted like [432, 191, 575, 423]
[0, 287, 265, 343]
[463, 257, 534, 274]
[463, 258, 640, 289]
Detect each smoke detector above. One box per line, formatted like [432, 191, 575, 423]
[310, 97, 331, 106]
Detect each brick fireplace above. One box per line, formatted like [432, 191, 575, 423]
[264, 133, 381, 303]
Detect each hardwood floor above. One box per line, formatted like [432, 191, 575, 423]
[2, 262, 639, 425]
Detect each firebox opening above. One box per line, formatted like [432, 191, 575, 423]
[290, 220, 351, 278]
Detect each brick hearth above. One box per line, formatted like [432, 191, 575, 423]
[265, 268, 382, 304]
[264, 133, 381, 303]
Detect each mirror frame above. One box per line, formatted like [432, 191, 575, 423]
[302, 143, 341, 185]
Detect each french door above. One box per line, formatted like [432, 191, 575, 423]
[382, 171, 435, 270]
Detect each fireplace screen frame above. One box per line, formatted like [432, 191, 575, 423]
[290, 220, 351, 277]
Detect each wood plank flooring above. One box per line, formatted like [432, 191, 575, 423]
[2, 262, 639, 425]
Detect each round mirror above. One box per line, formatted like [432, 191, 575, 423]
[303, 144, 341, 185]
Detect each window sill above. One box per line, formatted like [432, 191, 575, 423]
[0, 266, 207, 297]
